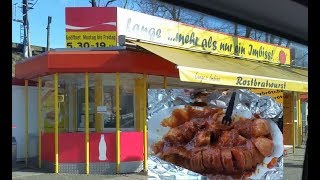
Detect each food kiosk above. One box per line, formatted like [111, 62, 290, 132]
[14, 7, 308, 175]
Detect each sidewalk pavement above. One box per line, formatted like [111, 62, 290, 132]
[13, 146, 306, 180]
[13, 172, 147, 180]
[12, 163, 147, 180]
[284, 145, 306, 180]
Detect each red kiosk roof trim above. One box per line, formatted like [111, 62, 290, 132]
[12, 77, 37, 86]
[15, 50, 179, 79]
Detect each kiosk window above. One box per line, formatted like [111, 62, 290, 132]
[77, 87, 95, 129]
[102, 86, 135, 129]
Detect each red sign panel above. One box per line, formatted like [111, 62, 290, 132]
[41, 132, 143, 163]
[65, 7, 117, 32]
[65, 7, 117, 48]
[120, 132, 144, 161]
[59, 133, 85, 163]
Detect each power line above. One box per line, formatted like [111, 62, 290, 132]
[29, 0, 39, 9]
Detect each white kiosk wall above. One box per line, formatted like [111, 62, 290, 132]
[12, 85, 38, 161]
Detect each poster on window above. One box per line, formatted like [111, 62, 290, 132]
[42, 81, 67, 131]
[147, 89, 284, 179]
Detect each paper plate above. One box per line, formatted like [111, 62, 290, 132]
[148, 105, 284, 179]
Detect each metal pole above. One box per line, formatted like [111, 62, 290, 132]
[38, 77, 42, 168]
[297, 93, 302, 147]
[22, 0, 28, 58]
[24, 80, 29, 166]
[143, 74, 148, 172]
[94, 77, 102, 132]
[27, 25, 31, 57]
[85, 73, 90, 174]
[115, 73, 121, 173]
[293, 92, 296, 153]
[54, 73, 59, 173]
[46, 16, 52, 51]
[72, 84, 77, 132]
[26, 0, 31, 57]
[163, 76, 168, 89]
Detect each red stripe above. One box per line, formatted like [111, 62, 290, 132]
[12, 77, 37, 86]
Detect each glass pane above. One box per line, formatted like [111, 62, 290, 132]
[77, 86, 95, 129]
[101, 73, 135, 129]
[101, 74, 116, 129]
[58, 79, 69, 132]
[42, 78, 55, 131]
[120, 85, 134, 128]
[103, 85, 116, 128]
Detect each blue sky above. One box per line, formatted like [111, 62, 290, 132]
[12, 0, 99, 48]
[11, 0, 239, 48]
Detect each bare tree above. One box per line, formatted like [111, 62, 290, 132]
[265, 32, 270, 42]
[123, 0, 128, 8]
[278, 37, 283, 46]
[269, 34, 275, 44]
[134, 0, 205, 26]
[86, 0, 306, 68]
[234, 23, 238, 36]
[232, 23, 239, 55]
[88, 0, 252, 39]
[89, 0, 131, 8]
[286, 40, 291, 47]
[245, 27, 252, 38]
[90, 0, 97, 7]
[106, 0, 116, 6]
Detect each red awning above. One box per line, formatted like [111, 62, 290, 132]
[15, 49, 179, 79]
[12, 77, 37, 86]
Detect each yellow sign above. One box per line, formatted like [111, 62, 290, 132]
[170, 27, 290, 65]
[249, 89, 283, 104]
[178, 66, 308, 92]
[117, 8, 291, 65]
[66, 31, 117, 48]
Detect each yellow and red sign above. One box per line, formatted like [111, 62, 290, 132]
[65, 7, 117, 48]
[117, 8, 291, 65]
[66, 7, 291, 65]
[178, 66, 308, 92]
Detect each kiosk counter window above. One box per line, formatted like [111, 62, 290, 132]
[100, 85, 135, 129]
[40, 73, 136, 133]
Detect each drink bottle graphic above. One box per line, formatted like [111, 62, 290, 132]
[99, 134, 107, 161]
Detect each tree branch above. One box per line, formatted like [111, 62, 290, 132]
[278, 37, 283, 45]
[90, 0, 97, 7]
[245, 27, 252, 38]
[123, 0, 128, 8]
[270, 34, 275, 44]
[106, 0, 116, 6]
[234, 23, 238, 36]
[286, 40, 291, 47]
[265, 33, 269, 42]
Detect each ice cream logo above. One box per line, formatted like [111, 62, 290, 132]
[279, 50, 286, 64]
